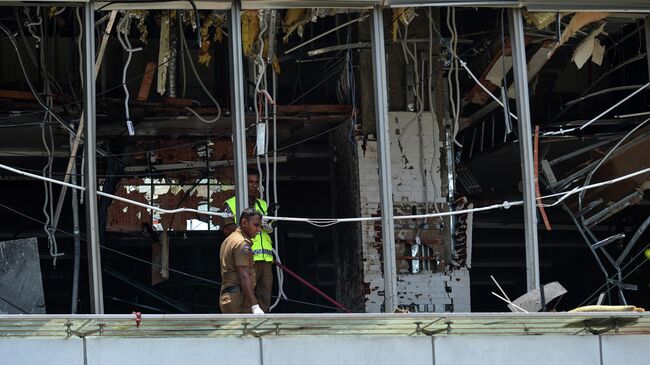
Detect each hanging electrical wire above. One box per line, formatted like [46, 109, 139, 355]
[33, 13, 64, 266]
[179, 16, 222, 123]
[116, 14, 143, 135]
[0, 23, 76, 135]
[332, 12, 359, 148]
[2, 160, 648, 230]
[41, 105, 62, 265]
[23, 7, 42, 43]
[426, 8, 441, 214]
[255, 10, 269, 195]
[420, 12, 519, 126]
[95, 0, 202, 48]
[446, 7, 462, 148]
[251, 11, 288, 312]
[269, 97, 284, 310]
[394, 16, 439, 260]
[15, 7, 66, 98]
[76, 8, 84, 88]
[0, 51, 183, 125]
[452, 8, 461, 146]
[268, 14, 288, 311]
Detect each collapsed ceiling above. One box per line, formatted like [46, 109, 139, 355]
[0, 2, 648, 314]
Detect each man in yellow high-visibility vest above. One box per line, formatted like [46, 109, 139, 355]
[222, 169, 274, 312]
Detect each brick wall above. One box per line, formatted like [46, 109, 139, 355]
[358, 111, 470, 313]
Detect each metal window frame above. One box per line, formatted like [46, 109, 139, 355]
[229, 0, 250, 215]
[370, 5, 397, 312]
[508, 8, 540, 293]
[92, 1, 378, 11]
[10, 0, 649, 315]
[6, 0, 650, 12]
[83, 2, 104, 314]
[390, 0, 650, 12]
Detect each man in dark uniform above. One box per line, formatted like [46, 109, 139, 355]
[222, 169, 275, 312]
[219, 209, 264, 314]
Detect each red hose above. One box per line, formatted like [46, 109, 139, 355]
[275, 262, 352, 313]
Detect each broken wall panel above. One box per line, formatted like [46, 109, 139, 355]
[106, 177, 235, 232]
[0, 238, 45, 314]
[359, 112, 468, 313]
[396, 270, 470, 313]
[465, 38, 515, 106]
[105, 137, 258, 232]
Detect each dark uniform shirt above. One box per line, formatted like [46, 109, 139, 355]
[219, 228, 255, 290]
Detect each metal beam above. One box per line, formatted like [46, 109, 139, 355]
[370, 5, 397, 312]
[446, 127, 457, 255]
[51, 10, 118, 238]
[616, 216, 650, 266]
[70, 134, 81, 314]
[523, 0, 650, 12]
[29, 0, 650, 13]
[0, 0, 87, 3]
[83, 3, 104, 314]
[389, 0, 518, 7]
[508, 9, 540, 292]
[93, 1, 379, 11]
[123, 156, 287, 173]
[87, 0, 650, 11]
[229, 0, 249, 215]
[592, 233, 626, 249]
[389, 0, 650, 12]
[583, 191, 644, 228]
[646, 16, 650, 79]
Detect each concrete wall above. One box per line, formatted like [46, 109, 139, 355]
[0, 339, 84, 365]
[358, 112, 470, 313]
[2, 335, 649, 365]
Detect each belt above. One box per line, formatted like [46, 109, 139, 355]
[222, 286, 240, 294]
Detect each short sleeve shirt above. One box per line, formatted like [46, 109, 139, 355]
[219, 228, 255, 289]
[221, 198, 265, 229]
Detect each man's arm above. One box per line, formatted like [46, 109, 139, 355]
[221, 203, 236, 236]
[223, 223, 236, 237]
[259, 200, 274, 234]
[236, 265, 258, 306]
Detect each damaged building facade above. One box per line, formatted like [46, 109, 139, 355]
[0, 0, 648, 325]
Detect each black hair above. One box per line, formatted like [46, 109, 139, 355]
[240, 208, 262, 223]
[247, 168, 260, 177]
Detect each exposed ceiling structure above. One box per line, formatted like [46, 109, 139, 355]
[0, 1, 648, 315]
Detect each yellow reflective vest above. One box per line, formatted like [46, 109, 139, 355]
[225, 197, 274, 262]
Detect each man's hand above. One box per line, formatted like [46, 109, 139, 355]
[251, 304, 265, 314]
[267, 203, 279, 215]
[262, 220, 274, 233]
